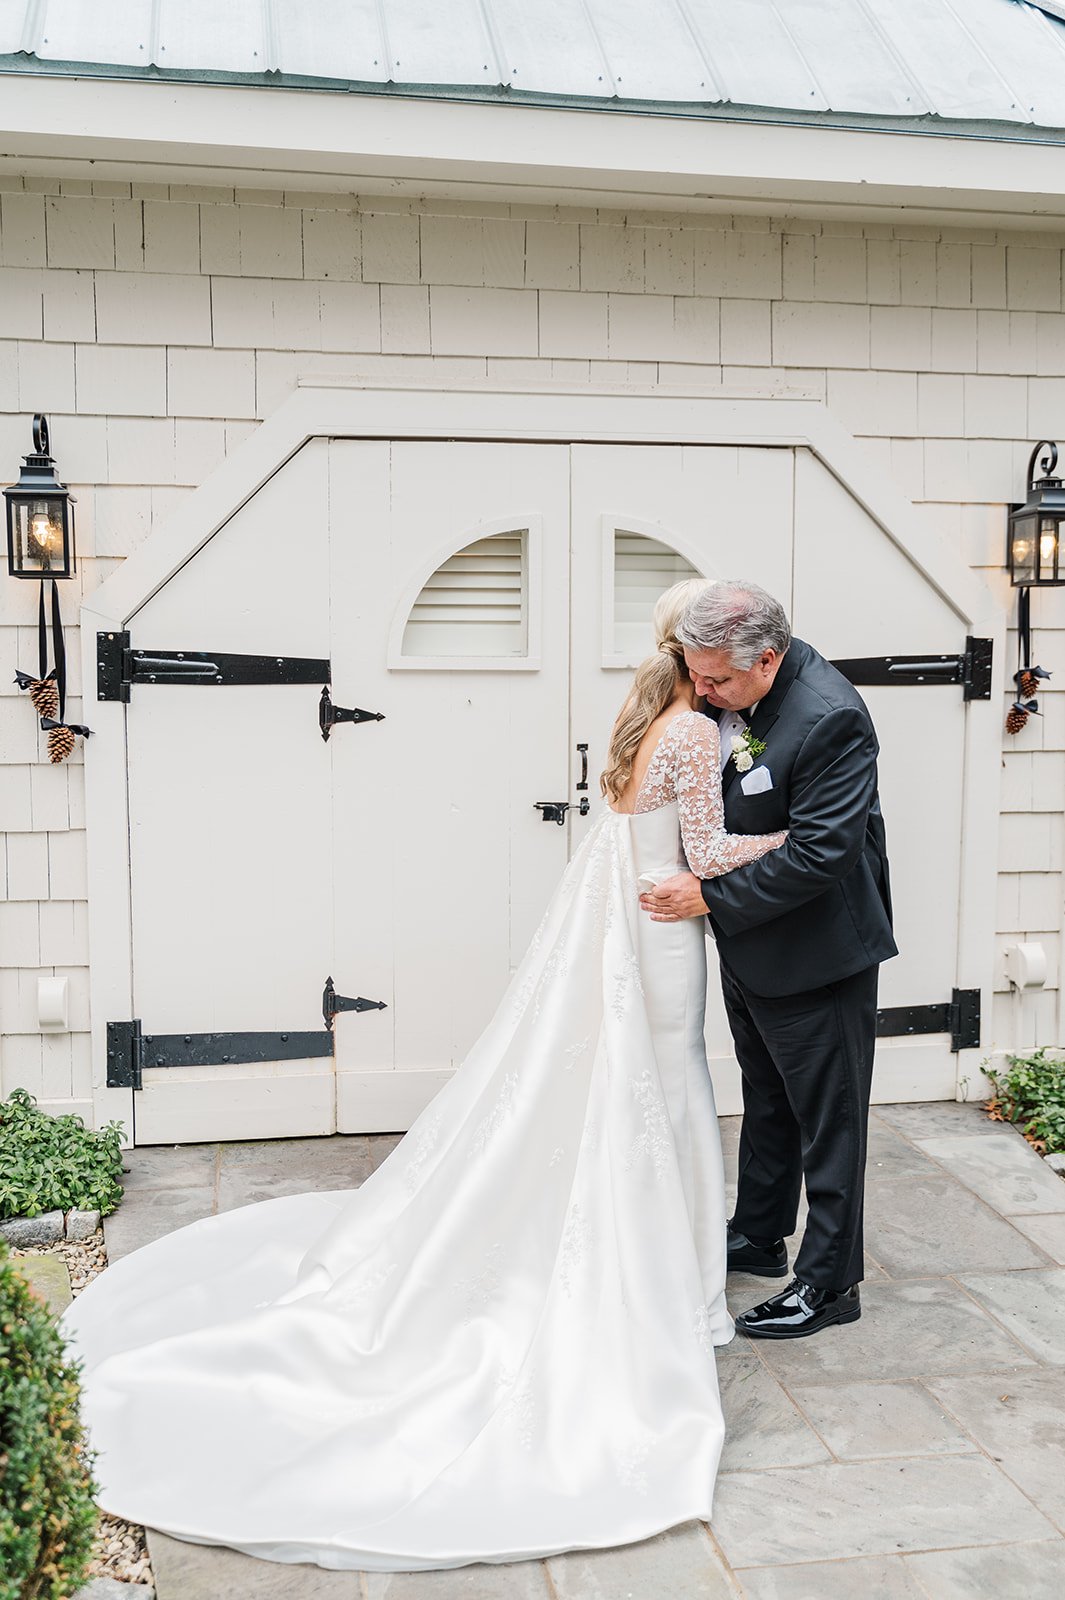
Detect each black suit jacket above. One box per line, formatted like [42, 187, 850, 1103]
[702, 638, 897, 997]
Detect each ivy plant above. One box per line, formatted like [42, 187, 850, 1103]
[0, 1240, 100, 1600]
[0, 1089, 125, 1221]
[986, 1048, 1065, 1155]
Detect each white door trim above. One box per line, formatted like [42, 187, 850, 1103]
[82, 382, 1005, 1137]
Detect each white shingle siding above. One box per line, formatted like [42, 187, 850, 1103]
[0, 182, 1063, 1114]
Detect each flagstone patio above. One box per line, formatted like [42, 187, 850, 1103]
[94, 1103, 1065, 1599]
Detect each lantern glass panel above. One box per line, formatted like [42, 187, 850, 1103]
[1010, 511, 1038, 586]
[8, 495, 72, 577]
[1039, 515, 1060, 582]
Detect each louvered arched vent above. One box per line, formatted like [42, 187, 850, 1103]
[612, 530, 700, 663]
[401, 531, 528, 659]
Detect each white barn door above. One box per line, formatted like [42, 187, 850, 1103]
[792, 450, 971, 1101]
[329, 443, 571, 1131]
[125, 443, 336, 1144]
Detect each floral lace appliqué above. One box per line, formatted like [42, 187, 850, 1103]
[626, 1067, 672, 1179]
[633, 711, 785, 877]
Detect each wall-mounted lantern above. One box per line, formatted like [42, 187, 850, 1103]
[1005, 441, 1064, 734]
[4, 415, 90, 762]
[4, 414, 76, 579]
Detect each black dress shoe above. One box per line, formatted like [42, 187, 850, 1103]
[726, 1223, 789, 1278]
[736, 1278, 861, 1339]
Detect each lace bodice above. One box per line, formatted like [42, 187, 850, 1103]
[633, 711, 786, 878]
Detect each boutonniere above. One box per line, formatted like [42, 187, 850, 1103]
[731, 729, 767, 774]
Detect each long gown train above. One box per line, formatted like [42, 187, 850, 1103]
[60, 787, 739, 1571]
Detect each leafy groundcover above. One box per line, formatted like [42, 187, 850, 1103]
[0, 1089, 124, 1222]
[986, 1048, 1065, 1155]
[0, 1240, 99, 1599]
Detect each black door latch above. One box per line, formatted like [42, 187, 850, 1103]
[535, 799, 590, 825]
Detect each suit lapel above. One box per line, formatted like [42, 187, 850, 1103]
[720, 642, 804, 797]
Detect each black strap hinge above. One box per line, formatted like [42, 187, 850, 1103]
[97, 631, 331, 701]
[323, 976, 388, 1028]
[318, 685, 385, 741]
[876, 987, 980, 1052]
[834, 638, 992, 700]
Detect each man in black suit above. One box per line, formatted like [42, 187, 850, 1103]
[640, 581, 896, 1339]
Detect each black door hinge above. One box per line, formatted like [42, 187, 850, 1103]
[834, 638, 992, 700]
[107, 977, 387, 1089]
[876, 987, 980, 1052]
[97, 631, 330, 702]
[322, 976, 387, 1027]
[318, 686, 385, 741]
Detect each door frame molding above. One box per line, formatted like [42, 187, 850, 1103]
[82, 381, 1005, 1136]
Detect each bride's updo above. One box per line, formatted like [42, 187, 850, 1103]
[600, 577, 713, 803]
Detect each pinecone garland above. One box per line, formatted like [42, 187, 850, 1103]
[1006, 706, 1029, 735]
[1018, 669, 1040, 700]
[47, 724, 76, 763]
[27, 676, 59, 719]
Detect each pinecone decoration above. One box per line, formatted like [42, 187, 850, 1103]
[27, 676, 59, 719]
[47, 724, 76, 764]
[1018, 669, 1040, 700]
[1006, 706, 1029, 735]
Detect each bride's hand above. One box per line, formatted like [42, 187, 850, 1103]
[639, 872, 706, 922]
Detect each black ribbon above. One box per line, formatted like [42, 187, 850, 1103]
[39, 576, 66, 722]
[13, 577, 91, 742]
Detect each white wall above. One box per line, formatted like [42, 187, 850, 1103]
[1, 177, 1062, 1117]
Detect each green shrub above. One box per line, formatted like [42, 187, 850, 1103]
[986, 1048, 1065, 1154]
[0, 1240, 99, 1599]
[0, 1090, 125, 1222]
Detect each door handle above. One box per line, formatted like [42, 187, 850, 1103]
[576, 742, 589, 791]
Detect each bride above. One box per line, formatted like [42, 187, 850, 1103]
[59, 579, 785, 1573]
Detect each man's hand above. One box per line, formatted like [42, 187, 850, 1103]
[639, 871, 706, 923]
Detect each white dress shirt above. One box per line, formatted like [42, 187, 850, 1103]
[716, 708, 748, 774]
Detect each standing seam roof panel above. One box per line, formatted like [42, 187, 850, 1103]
[4, 0, 1065, 129]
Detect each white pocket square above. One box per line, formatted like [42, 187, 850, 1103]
[740, 766, 773, 796]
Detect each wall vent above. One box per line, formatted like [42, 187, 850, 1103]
[401, 531, 527, 658]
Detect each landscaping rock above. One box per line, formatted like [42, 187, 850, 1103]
[0, 1208, 64, 1246]
[67, 1207, 103, 1240]
[10, 1253, 72, 1318]
[1046, 1152, 1065, 1176]
[74, 1580, 155, 1600]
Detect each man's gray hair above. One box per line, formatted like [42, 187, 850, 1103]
[676, 580, 792, 670]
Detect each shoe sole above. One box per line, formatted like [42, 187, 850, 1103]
[726, 1261, 790, 1278]
[737, 1306, 861, 1340]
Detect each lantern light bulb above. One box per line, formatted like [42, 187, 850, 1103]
[29, 511, 54, 549]
[1040, 530, 1058, 562]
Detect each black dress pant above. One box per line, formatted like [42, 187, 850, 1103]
[719, 957, 879, 1290]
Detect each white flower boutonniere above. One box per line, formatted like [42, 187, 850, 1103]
[731, 729, 767, 774]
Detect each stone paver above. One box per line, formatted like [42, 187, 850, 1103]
[547, 1522, 733, 1599]
[863, 1172, 1051, 1277]
[787, 1378, 975, 1460]
[903, 1540, 1065, 1598]
[11, 1252, 72, 1317]
[712, 1456, 1054, 1567]
[103, 1185, 215, 1261]
[717, 1345, 829, 1470]
[1007, 1210, 1065, 1263]
[958, 1268, 1065, 1364]
[146, 1529, 359, 1598]
[737, 1554, 928, 1598]
[918, 1130, 1065, 1215]
[754, 1279, 1036, 1384]
[92, 1106, 1065, 1600]
[925, 1368, 1065, 1527]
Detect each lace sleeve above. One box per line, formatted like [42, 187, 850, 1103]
[672, 714, 787, 879]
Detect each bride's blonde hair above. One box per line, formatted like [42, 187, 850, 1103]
[600, 577, 713, 803]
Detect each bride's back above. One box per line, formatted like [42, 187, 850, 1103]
[609, 699, 693, 814]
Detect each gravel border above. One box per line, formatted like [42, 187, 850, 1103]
[10, 1228, 155, 1589]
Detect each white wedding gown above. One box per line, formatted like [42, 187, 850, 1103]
[60, 712, 783, 1572]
